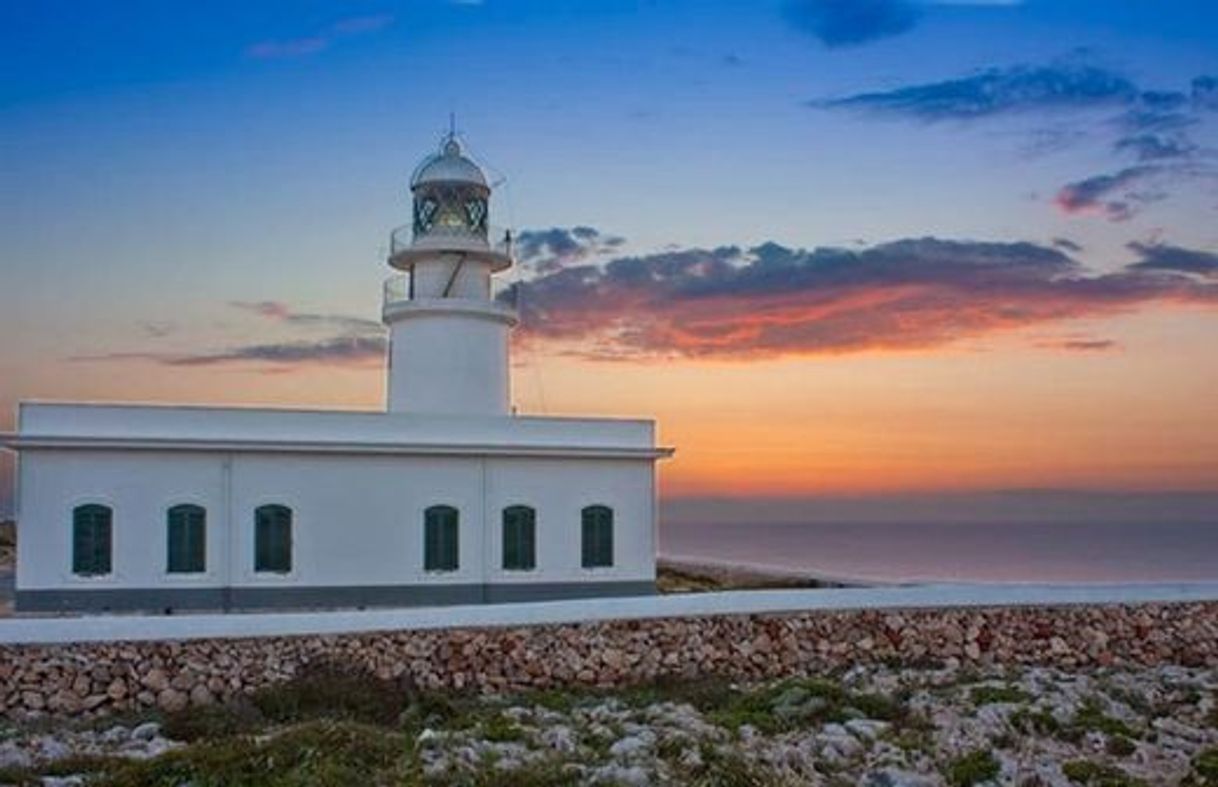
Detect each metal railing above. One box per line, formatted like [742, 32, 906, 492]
[383, 273, 520, 309]
[389, 223, 514, 258]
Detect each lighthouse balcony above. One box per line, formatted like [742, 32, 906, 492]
[383, 273, 519, 324]
[388, 223, 514, 272]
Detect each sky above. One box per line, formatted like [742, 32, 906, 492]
[1, 0, 1216, 522]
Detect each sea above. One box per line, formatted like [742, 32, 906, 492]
[658, 520, 1218, 585]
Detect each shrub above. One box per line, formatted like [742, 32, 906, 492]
[1193, 747, 1218, 784]
[971, 685, 1031, 706]
[1106, 735, 1137, 757]
[1061, 760, 1147, 786]
[251, 661, 410, 726]
[945, 749, 1000, 787]
[1070, 698, 1137, 739]
[95, 720, 404, 787]
[162, 700, 266, 742]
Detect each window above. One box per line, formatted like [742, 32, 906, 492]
[581, 505, 614, 568]
[72, 504, 113, 576]
[424, 505, 459, 572]
[167, 504, 206, 574]
[254, 504, 292, 573]
[502, 506, 536, 571]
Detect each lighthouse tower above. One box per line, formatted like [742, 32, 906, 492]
[383, 134, 517, 415]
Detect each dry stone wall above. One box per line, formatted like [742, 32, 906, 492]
[3, 602, 1216, 719]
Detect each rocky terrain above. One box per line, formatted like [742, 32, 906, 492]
[1, 660, 1216, 785]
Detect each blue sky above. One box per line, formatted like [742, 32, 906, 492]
[2, 1, 1216, 518]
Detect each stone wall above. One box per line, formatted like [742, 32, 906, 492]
[3, 602, 1216, 719]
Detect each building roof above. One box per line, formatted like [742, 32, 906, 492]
[411, 136, 488, 189]
[1, 402, 672, 460]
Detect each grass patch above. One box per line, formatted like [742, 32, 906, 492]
[1067, 698, 1138, 740]
[162, 699, 266, 742]
[1191, 747, 1218, 784]
[94, 720, 406, 787]
[970, 684, 1031, 706]
[1010, 706, 1061, 737]
[673, 746, 800, 787]
[479, 712, 525, 743]
[1105, 735, 1137, 757]
[0, 765, 37, 786]
[944, 749, 1000, 787]
[251, 660, 411, 726]
[704, 676, 906, 734]
[1061, 760, 1147, 786]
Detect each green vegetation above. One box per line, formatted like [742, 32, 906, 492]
[1190, 747, 1218, 785]
[1010, 706, 1061, 737]
[944, 749, 1000, 786]
[970, 684, 1031, 706]
[1105, 735, 1137, 757]
[99, 720, 405, 787]
[655, 562, 829, 594]
[1061, 759, 1148, 786]
[250, 660, 412, 726]
[1067, 698, 1138, 740]
[700, 677, 905, 734]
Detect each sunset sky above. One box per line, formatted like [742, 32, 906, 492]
[2, 0, 1216, 520]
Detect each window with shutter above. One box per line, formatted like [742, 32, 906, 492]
[502, 506, 536, 571]
[424, 505, 459, 571]
[72, 504, 112, 576]
[254, 504, 292, 573]
[167, 504, 206, 573]
[581, 505, 614, 568]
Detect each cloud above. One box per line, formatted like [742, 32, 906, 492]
[1126, 242, 1218, 277]
[166, 336, 386, 367]
[513, 227, 626, 274]
[230, 300, 382, 334]
[73, 337, 387, 370]
[73, 301, 384, 371]
[782, 0, 921, 47]
[246, 38, 329, 60]
[246, 13, 394, 60]
[1193, 75, 1218, 111]
[508, 237, 1217, 360]
[1032, 337, 1120, 353]
[1053, 166, 1158, 222]
[140, 321, 177, 339]
[1051, 238, 1083, 253]
[1114, 134, 1197, 162]
[816, 63, 1137, 121]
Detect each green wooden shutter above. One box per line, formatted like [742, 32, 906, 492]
[72, 504, 112, 575]
[255, 505, 291, 573]
[443, 509, 459, 571]
[521, 508, 536, 570]
[425, 506, 459, 571]
[502, 509, 519, 570]
[502, 506, 536, 570]
[167, 505, 206, 573]
[581, 506, 613, 568]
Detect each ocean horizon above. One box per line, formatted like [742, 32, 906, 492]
[659, 519, 1218, 585]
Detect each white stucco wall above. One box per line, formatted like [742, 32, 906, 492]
[16, 448, 655, 593]
[386, 309, 511, 416]
[15, 403, 659, 452]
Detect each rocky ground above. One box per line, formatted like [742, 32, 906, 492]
[1, 660, 1216, 786]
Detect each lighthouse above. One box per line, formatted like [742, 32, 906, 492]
[383, 134, 516, 415]
[2, 131, 671, 615]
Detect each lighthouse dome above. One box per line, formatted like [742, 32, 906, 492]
[411, 136, 488, 190]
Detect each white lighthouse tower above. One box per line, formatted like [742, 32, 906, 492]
[383, 134, 517, 415]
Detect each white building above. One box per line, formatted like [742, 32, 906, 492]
[0, 135, 672, 614]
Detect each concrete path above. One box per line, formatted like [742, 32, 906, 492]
[3, 581, 1218, 646]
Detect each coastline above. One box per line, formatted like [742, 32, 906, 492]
[656, 555, 883, 591]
